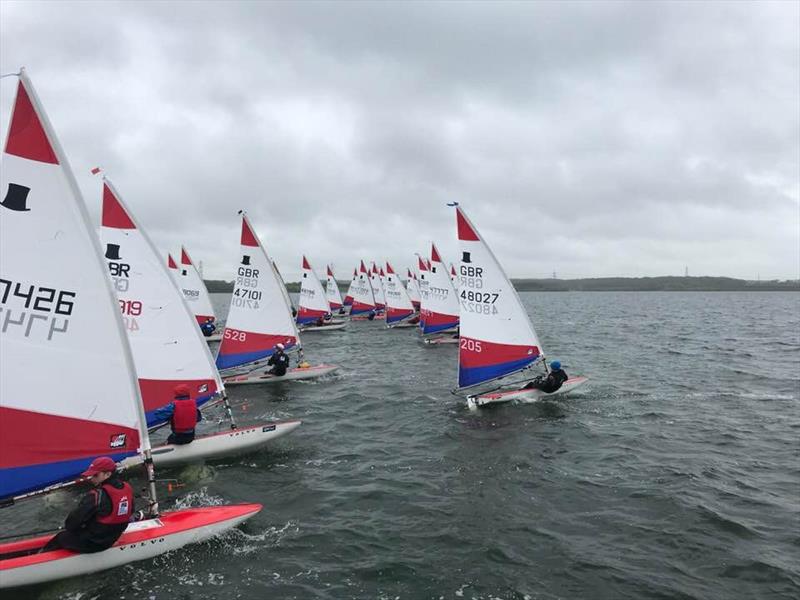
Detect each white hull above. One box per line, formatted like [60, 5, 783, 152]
[0, 504, 261, 589]
[119, 421, 301, 469]
[388, 321, 418, 329]
[467, 376, 588, 410]
[424, 335, 459, 345]
[299, 322, 346, 332]
[223, 364, 338, 386]
[204, 333, 223, 342]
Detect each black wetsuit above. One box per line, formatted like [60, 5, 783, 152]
[267, 351, 290, 376]
[526, 368, 568, 393]
[42, 478, 133, 553]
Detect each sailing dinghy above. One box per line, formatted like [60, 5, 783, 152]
[384, 261, 418, 328]
[342, 267, 357, 312]
[348, 260, 378, 320]
[216, 214, 337, 385]
[407, 267, 422, 312]
[297, 256, 346, 332]
[100, 177, 301, 466]
[178, 246, 217, 326]
[0, 69, 260, 588]
[420, 243, 460, 344]
[453, 205, 588, 409]
[325, 265, 347, 315]
[369, 261, 386, 313]
[169, 253, 220, 342]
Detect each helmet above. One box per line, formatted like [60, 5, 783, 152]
[275, 343, 285, 350]
[550, 360, 561, 371]
[173, 384, 191, 399]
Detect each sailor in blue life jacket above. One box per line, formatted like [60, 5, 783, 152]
[200, 318, 216, 337]
[367, 309, 376, 321]
[266, 343, 290, 376]
[41, 456, 135, 554]
[152, 384, 202, 445]
[524, 360, 569, 393]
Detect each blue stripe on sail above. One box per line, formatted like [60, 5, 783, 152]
[387, 311, 414, 324]
[422, 320, 459, 335]
[459, 356, 538, 388]
[145, 392, 218, 429]
[296, 315, 322, 325]
[216, 348, 273, 370]
[0, 450, 137, 501]
[350, 306, 373, 316]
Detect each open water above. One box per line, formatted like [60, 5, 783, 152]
[7, 292, 799, 600]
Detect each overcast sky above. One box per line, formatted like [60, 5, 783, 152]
[1, 1, 798, 281]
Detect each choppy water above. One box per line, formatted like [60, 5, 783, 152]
[7, 292, 800, 600]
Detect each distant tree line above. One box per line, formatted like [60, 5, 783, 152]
[203, 276, 799, 294]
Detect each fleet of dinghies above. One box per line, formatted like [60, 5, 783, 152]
[0, 70, 586, 589]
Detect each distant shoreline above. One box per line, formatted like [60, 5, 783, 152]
[204, 275, 799, 293]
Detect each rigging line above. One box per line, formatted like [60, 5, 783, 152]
[0, 72, 21, 79]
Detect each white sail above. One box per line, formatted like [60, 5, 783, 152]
[406, 266, 422, 309]
[384, 262, 415, 325]
[369, 262, 386, 309]
[421, 243, 460, 335]
[325, 265, 344, 311]
[0, 71, 144, 499]
[349, 260, 376, 315]
[179, 246, 216, 326]
[216, 215, 299, 370]
[297, 256, 331, 325]
[455, 206, 543, 388]
[99, 179, 223, 428]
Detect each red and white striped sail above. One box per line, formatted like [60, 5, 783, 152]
[343, 268, 357, 307]
[0, 72, 143, 500]
[417, 256, 430, 330]
[297, 256, 330, 325]
[455, 206, 543, 388]
[216, 215, 299, 370]
[99, 179, 222, 428]
[325, 265, 344, 311]
[406, 267, 422, 310]
[369, 262, 386, 310]
[349, 260, 376, 315]
[178, 246, 216, 325]
[384, 262, 415, 325]
[421, 243, 460, 335]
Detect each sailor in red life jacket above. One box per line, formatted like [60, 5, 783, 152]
[41, 456, 134, 553]
[164, 384, 202, 445]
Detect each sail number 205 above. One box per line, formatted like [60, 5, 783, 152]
[460, 338, 482, 352]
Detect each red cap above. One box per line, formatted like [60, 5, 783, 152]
[81, 456, 116, 477]
[174, 384, 191, 399]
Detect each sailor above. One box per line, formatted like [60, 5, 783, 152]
[315, 316, 325, 327]
[267, 343, 290, 376]
[524, 360, 568, 393]
[200, 318, 216, 337]
[367, 309, 376, 321]
[152, 384, 202, 445]
[41, 457, 134, 554]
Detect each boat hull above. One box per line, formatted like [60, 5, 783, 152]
[299, 323, 346, 332]
[119, 421, 301, 469]
[203, 333, 223, 342]
[467, 376, 589, 409]
[222, 364, 338, 385]
[0, 504, 261, 589]
[424, 335, 459, 345]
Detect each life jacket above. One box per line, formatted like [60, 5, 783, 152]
[95, 481, 134, 525]
[172, 397, 198, 433]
